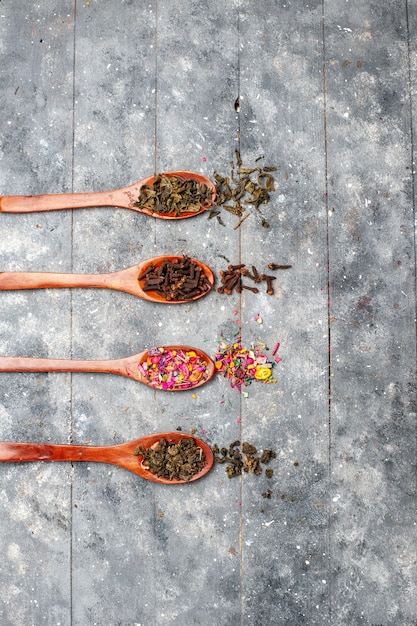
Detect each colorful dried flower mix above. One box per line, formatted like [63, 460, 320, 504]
[213, 339, 279, 390]
[138, 347, 210, 390]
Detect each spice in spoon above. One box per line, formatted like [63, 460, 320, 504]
[134, 174, 214, 216]
[133, 437, 206, 481]
[138, 256, 212, 301]
[138, 347, 210, 390]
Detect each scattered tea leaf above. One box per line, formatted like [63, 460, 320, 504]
[211, 151, 277, 228]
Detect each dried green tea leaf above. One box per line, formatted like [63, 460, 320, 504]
[134, 174, 213, 216]
[212, 151, 277, 228]
[258, 172, 275, 191]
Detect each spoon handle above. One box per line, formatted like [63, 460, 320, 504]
[0, 191, 125, 212]
[0, 441, 112, 463]
[0, 355, 137, 378]
[0, 270, 114, 291]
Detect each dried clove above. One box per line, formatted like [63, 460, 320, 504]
[261, 274, 276, 295]
[139, 256, 212, 301]
[251, 266, 261, 283]
[268, 263, 292, 271]
[242, 284, 259, 293]
[217, 262, 290, 296]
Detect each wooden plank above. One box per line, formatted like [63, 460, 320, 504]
[238, 1, 331, 622]
[1, 1, 416, 624]
[69, 2, 161, 625]
[0, 2, 75, 624]
[324, 0, 417, 622]
[150, 1, 242, 622]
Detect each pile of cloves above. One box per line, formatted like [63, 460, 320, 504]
[138, 256, 212, 301]
[217, 262, 292, 296]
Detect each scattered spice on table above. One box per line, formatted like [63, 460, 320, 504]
[134, 173, 214, 216]
[217, 262, 292, 296]
[208, 149, 277, 227]
[212, 440, 276, 479]
[133, 437, 206, 481]
[138, 255, 213, 301]
[138, 347, 210, 390]
[213, 339, 279, 390]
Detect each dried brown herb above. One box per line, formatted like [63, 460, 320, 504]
[138, 255, 212, 301]
[212, 440, 276, 479]
[260, 449, 276, 464]
[211, 150, 277, 227]
[133, 437, 206, 482]
[134, 174, 213, 216]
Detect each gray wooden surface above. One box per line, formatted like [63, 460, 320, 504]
[0, 1, 416, 625]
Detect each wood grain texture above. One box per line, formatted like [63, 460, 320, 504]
[0, 0, 416, 624]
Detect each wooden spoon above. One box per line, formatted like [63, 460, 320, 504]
[0, 171, 216, 219]
[0, 345, 216, 391]
[0, 432, 214, 484]
[0, 255, 214, 303]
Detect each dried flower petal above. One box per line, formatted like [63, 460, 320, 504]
[140, 348, 210, 390]
[213, 339, 279, 390]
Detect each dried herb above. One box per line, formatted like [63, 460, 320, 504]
[212, 440, 276, 479]
[211, 150, 277, 227]
[134, 174, 213, 216]
[138, 255, 212, 301]
[133, 437, 206, 481]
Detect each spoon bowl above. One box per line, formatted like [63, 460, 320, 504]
[0, 255, 215, 303]
[0, 171, 216, 219]
[0, 345, 216, 391]
[0, 432, 214, 484]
